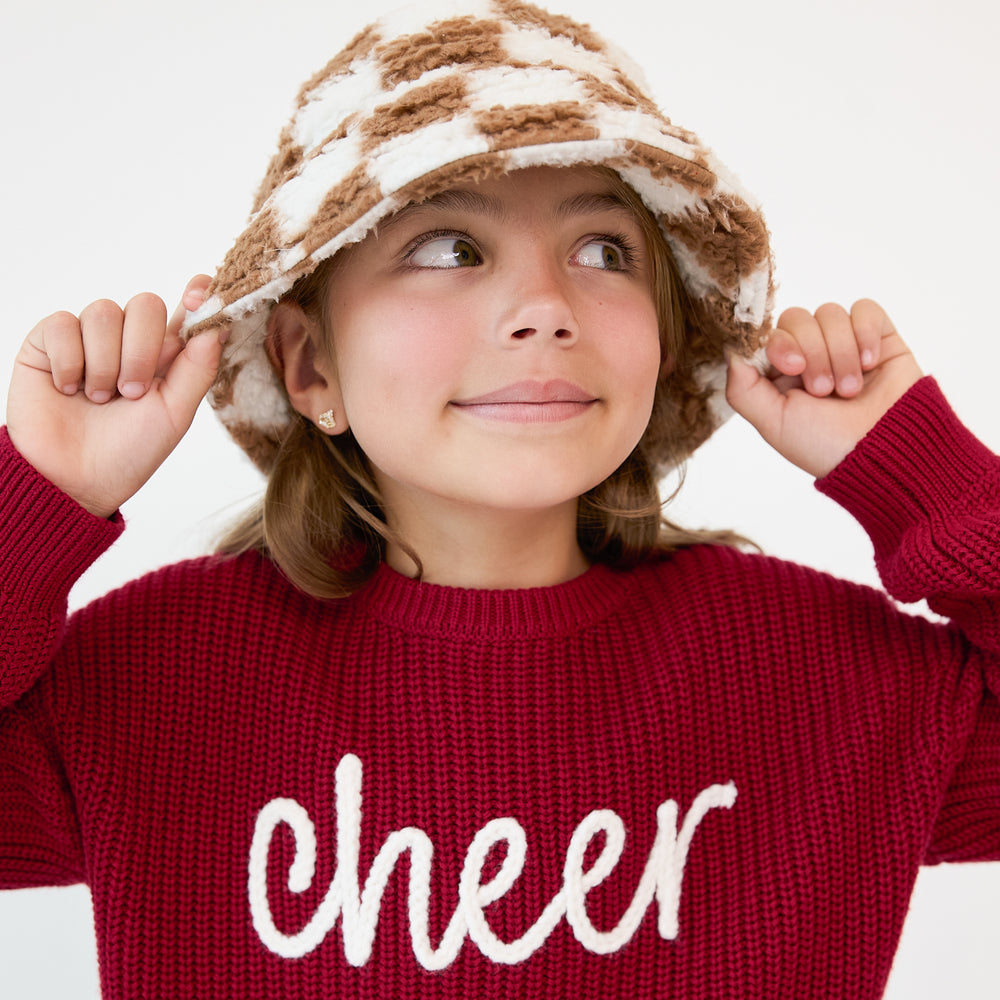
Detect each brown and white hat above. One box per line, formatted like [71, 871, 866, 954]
[184, 0, 774, 473]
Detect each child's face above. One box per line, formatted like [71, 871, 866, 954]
[322, 166, 661, 542]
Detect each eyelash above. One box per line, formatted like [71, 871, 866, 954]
[401, 229, 642, 271]
[403, 229, 478, 267]
[587, 232, 641, 271]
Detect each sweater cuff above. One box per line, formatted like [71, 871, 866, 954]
[815, 377, 998, 550]
[0, 427, 123, 610]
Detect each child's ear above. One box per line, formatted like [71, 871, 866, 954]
[266, 302, 348, 433]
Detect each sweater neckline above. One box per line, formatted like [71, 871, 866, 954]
[354, 561, 634, 641]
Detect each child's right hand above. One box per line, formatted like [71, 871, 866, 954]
[5, 275, 225, 518]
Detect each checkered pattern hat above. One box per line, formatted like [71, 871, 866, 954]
[184, 0, 774, 472]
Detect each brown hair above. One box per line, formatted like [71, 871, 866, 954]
[218, 169, 747, 596]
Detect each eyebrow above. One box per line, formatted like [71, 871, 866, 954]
[417, 188, 508, 221]
[381, 187, 636, 232]
[555, 191, 636, 220]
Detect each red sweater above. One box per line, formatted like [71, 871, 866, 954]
[1, 377, 999, 999]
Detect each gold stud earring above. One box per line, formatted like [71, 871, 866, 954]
[317, 409, 337, 430]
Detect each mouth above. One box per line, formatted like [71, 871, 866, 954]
[450, 379, 598, 423]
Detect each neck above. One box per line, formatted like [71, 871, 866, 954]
[383, 499, 589, 590]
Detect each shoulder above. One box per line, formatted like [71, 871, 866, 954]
[78, 547, 276, 608]
[46, 549, 365, 720]
[623, 543, 949, 647]
[603, 546, 971, 725]
[66, 548, 323, 650]
[627, 542, 874, 601]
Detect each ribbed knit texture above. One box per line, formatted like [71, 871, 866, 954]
[2, 378, 999, 998]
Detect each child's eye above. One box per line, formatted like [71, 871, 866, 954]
[573, 238, 636, 271]
[408, 236, 482, 269]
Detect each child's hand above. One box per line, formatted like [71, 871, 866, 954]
[725, 299, 923, 478]
[6, 275, 225, 518]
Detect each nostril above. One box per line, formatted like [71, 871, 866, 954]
[511, 328, 534, 340]
[554, 328, 573, 340]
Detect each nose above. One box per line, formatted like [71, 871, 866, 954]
[497, 252, 580, 347]
[510, 324, 575, 341]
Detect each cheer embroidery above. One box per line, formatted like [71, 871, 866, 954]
[248, 754, 737, 967]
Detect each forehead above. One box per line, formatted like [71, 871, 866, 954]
[379, 165, 643, 233]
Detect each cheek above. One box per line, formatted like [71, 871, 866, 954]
[610, 311, 663, 460]
[332, 303, 470, 438]
[607, 298, 662, 405]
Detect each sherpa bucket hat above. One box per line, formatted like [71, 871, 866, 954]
[183, 0, 774, 474]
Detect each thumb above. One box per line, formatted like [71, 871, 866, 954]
[159, 327, 226, 431]
[725, 351, 783, 437]
[166, 274, 214, 340]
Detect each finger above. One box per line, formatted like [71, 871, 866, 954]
[118, 292, 168, 399]
[764, 327, 807, 378]
[158, 328, 224, 432]
[160, 274, 213, 377]
[78, 298, 124, 403]
[165, 274, 213, 339]
[850, 298, 894, 369]
[778, 305, 863, 398]
[28, 311, 86, 395]
[725, 351, 784, 440]
[774, 307, 836, 396]
[813, 302, 864, 397]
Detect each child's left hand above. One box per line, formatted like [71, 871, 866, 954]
[725, 299, 924, 478]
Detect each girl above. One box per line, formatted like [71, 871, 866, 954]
[2, 2, 998, 997]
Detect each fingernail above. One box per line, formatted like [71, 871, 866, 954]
[812, 376, 834, 395]
[183, 288, 206, 310]
[839, 375, 861, 394]
[861, 350, 875, 367]
[90, 389, 112, 404]
[61, 383, 79, 396]
[218, 326, 231, 346]
[119, 382, 147, 399]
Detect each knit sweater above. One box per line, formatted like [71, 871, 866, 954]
[1, 377, 999, 999]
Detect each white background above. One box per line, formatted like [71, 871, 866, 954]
[1, 0, 998, 995]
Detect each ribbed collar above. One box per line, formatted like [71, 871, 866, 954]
[353, 562, 636, 642]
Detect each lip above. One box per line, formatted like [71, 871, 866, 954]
[453, 379, 596, 406]
[450, 379, 598, 424]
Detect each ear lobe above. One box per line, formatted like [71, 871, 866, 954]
[266, 301, 345, 429]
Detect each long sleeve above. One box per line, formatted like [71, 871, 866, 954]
[0, 429, 123, 707]
[817, 377, 1000, 862]
[0, 428, 122, 886]
[818, 377, 1000, 657]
